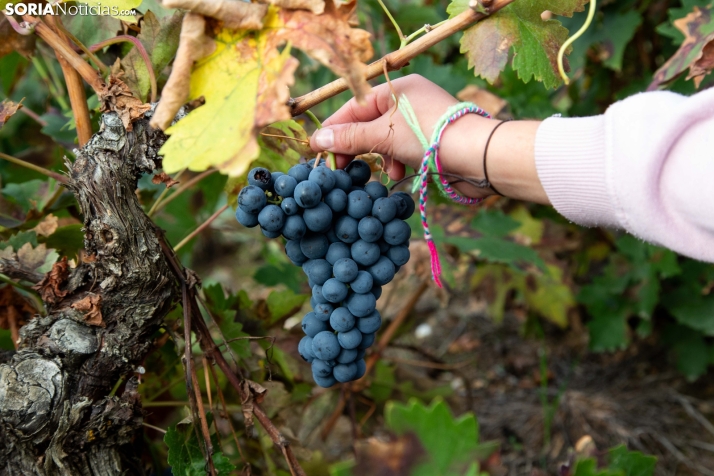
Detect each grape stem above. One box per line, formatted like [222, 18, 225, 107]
[557, 0, 597, 85]
[305, 110, 337, 171]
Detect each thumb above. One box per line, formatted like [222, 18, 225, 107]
[310, 122, 383, 156]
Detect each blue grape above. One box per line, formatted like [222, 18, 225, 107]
[302, 259, 332, 285]
[312, 359, 335, 378]
[329, 306, 355, 332]
[294, 181, 322, 208]
[248, 167, 272, 190]
[298, 336, 315, 362]
[235, 208, 259, 228]
[371, 285, 383, 299]
[367, 255, 396, 285]
[390, 194, 407, 218]
[333, 257, 359, 283]
[346, 292, 376, 317]
[345, 160, 371, 186]
[372, 197, 397, 224]
[262, 228, 281, 238]
[281, 197, 299, 216]
[386, 245, 410, 266]
[333, 169, 353, 191]
[364, 181, 388, 200]
[336, 347, 358, 364]
[310, 296, 317, 308]
[312, 331, 341, 360]
[322, 278, 348, 303]
[300, 233, 329, 259]
[326, 242, 351, 265]
[357, 332, 376, 350]
[350, 270, 373, 294]
[308, 278, 317, 289]
[392, 191, 415, 219]
[285, 240, 308, 265]
[309, 166, 335, 194]
[347, 190, 372, 219]
[357, 216, 383, 243]
[312, 285, 328, 304]
[238, 185, 266, 214]
[268, 171, 283, 192]
[355, 359, 367, 379]
[357, 310, 382, 334]
[274, 174, 297, 197]
[303, 202, 333, 232]
[313, 373, 337, 388]
[326, 227, 340, 243]
[338, 327, 362, 349]
[258, 204, 285, 232]
[355, 349, 366, 361]
[335, 215, 359, 243]
[308, 157, 327, 167]
[282, 215, 306, 240]
[351, 240, 380, 267]
[302, 312, 329, 337]
[288, 164, 310, 182]
[377, 239, 390, 253]
[313, 302, 334, 321]
[324, 188, 347, 213]
[333, 362, 358, 382]
[383, 219, 411, 245]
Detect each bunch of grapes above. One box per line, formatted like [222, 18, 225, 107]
[235, 158, 414, 387]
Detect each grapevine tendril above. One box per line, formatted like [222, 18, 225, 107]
[557, 0, 597, 85]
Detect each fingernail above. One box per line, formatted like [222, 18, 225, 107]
[314, 128, 334, 150]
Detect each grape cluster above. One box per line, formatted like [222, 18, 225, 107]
[235, 159, 414, 387]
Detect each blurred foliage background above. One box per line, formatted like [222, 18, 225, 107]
[2, 0, 714, 474]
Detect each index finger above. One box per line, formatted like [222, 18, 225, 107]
[323, 81, 394, 127]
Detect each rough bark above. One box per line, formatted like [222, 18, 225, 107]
[0, 107, 183, 475]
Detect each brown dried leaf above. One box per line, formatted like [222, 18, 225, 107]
[254, 54, 299, 127]
[71, 294, 105, 327]
[16, 243, 53, 272]
[152, 172, 180, 188]
[456, 85, 508, 116]
[650, 5, 714, 90]
[0, 285, 35, 330]
[239, 379, 267, 434]
[0, 99, 23, 129]
[276, 1, 373, 102]
[261, 0, 325, 14]
[32, 214, 59, 237]
[99, 75, 152, 131]
[353, 433, 425, 476]
[162, 0, 268, 29]
[33, 256, 69, 304]
[0, 16, 35, 58]
[150, 13, 216, 131]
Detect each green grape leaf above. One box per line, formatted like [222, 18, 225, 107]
[62, 11, 122, 47]
[42, 224, 85, 257]
[164, 417, 236, 476]
[664, 287, 714, 336]
[656, 0, 712, 45]
[587, 308, 629, 352]
[470, 209, 520, 237]
[446, 235, 546, 272]
[121, 10, 184, 100]
[386, 398, 498, 475]
[266, 288, 308, 323]
[448, 0, 588, 89]
[608, 445, 657, 476]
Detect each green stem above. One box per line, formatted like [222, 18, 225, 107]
[108, 377, 124, 397]
[149, 168, 218, 216]
[55, 20, 108, 75]
[147, 168, 186, 217]
[174, 203, 229, 252]
[402, 20, 448, 47]
[41, 51, 72, 111]
[0, 152, 67, 183]
[377, 0, 404, 41]
[557, 0, 597, 85]
[31, 56, 70, 111]
[0, 273, 35, 294]
[304, 110, 336, 170]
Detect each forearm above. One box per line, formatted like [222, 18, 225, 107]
[439, 117, 549, 204]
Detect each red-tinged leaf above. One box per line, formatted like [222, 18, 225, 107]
[650, 5, 714, 90]
[448, 0, 587, 89]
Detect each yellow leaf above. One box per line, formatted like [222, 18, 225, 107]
[160, 9, 297, 176]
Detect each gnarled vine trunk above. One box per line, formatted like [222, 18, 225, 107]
[0, 109, 178, 475]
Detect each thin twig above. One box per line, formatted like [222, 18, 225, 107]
[260, 132, 310, 144]
[142, 422, 167, 434]
[44, 15, 92, 146]
[289, 0, 516, 116]
[19, 107, 48, 127]
[150, 169, 218, 216]
[147, 168, 186, 217]
[0, 152, 67, 183]
[174, 203, 230, 251]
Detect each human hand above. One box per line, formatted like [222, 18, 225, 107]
[308, 75, 493, 189]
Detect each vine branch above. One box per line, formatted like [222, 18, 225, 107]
[289, 0, 516, 116]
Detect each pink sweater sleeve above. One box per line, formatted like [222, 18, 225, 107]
[534, 87, 714, 263]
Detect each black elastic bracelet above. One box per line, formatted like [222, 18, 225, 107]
[483, 119, 511, 196]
